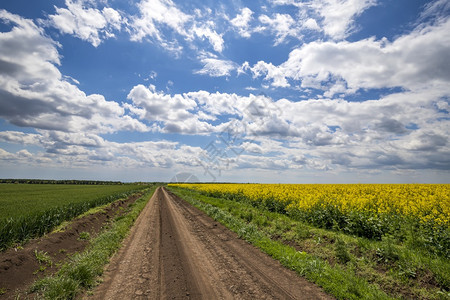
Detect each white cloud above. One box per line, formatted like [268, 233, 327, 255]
[309, 0, 377, 40]
[303, 18, 320, 31]
[259, 13, 302, 44]
[419, 0, 450, 23]
[0, 10, 147, 134]
[270, 0, 377, 40]
[191, 23, 224, 52]
[127, 84, 216, 134]
[250, 61, 289, 87]
[126, 86, 286, 135]
[230, 7, 253, 38]
[1, 81, 448, 175]
[47, 0, 124, 47]
[184, 90, 245, 116]
[0, 131, 42, 145]
[195, 57, 237, 77]
[103, 7, 122, 30]
[130, 0, 190, 42]
[0, 132, 202, 171]
[129, 0, 224, 53]
[165, 87, 447, 171]
[250, 17, 450, 95]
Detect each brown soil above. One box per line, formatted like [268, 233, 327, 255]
[0, 192, 142, 299]
[89, 187, 332, 299]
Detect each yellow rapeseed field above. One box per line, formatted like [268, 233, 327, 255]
[170, 184, 449, 226]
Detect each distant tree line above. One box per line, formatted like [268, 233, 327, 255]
[0, 179, 124, 185]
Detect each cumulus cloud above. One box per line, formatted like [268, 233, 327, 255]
[191, 22, 224, 52]
[1, 83, 448, 175]
[195, 57, 238, 77]
[130, 0, 190, 41]
[129, 0, 224, 53]
[46, 0, 124, 47]
[307, 0, 377, 40]
[259, 13, 302, 44]
[127, 84, 215, 134]
[164, 87, 447, 172]
[126, 86, 286, 135]
[230, 7, 254, 38]
[250, 61, 289, 87]
[0, 131, 42, 145]
[271, 0, 377, 40]
[0, 10, 147, 134]
[122, 83, 448, 174]
[250, 17, 450, 95]
[0, 132, 200, 170]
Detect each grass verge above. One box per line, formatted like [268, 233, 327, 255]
[168, 186, 393, 300]
[29, 186, 158, 299]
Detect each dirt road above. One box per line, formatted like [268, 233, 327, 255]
[90, 187, 332, 299]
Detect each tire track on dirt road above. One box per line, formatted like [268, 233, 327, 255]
[89, 187, 332, 299]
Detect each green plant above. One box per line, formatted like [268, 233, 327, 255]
[35, 250, 52, 266]
[335, 238, 351, 264]
[32, 276, 79, 300]
[396, 261, 416, 280]
[33, 265, 47, 275]
[376, 235, 399, 264]
[295, 223, 311, 240]
[78, 232, 90, 241]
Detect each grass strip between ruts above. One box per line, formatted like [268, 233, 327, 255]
[29, 186, 158, 299]
[168, 186, 393, 300]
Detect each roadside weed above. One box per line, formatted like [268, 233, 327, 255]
[34, 250, 52, 266]
[78, 232, 90, 241]
[335, 238, 351, 264]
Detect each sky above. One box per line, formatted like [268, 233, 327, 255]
[0, 0, 449, 183]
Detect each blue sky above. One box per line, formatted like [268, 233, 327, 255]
[0, 0, 449, 183]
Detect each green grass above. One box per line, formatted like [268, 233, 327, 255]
[168, 186, 450, 300]
[0, 184, 146, 220]
[30, 186, 157, 299]
[78, 232, 90, 241]
[0, 183, 148, 250]
[35, 250, 53, 266]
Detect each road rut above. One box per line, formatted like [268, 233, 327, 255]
[90, 187, 332, 299]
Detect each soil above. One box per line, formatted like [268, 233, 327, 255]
[89, 187, 332, 299]
[0, 192, 142, 299]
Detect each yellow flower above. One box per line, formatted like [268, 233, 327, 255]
[169, 183, 449, 226]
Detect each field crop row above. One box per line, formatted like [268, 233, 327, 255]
[0, 184, 148, 250]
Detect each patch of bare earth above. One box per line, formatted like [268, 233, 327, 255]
[89, 187, 332, 299]
[0, 192, 142, 299]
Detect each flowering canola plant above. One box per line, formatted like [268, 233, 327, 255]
[170, 184, 449, 227]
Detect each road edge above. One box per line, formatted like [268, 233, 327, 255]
[28, 185, 158, 299]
